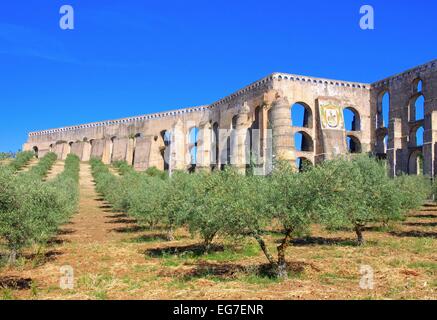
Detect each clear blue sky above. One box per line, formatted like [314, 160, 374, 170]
[0, 0, 435, 151]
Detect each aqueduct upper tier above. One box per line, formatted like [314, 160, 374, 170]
[24, 59, 437, 175]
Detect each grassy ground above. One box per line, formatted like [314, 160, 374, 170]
[0, 162, 436, 300]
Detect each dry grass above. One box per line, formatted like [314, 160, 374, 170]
[0, 163, 436, 300]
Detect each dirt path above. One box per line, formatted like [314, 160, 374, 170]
[44, 160, 65, 181]
[18, 158, 38, 173]
[60, 162, 135, 243]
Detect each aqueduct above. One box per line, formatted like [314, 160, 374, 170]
[24, 59, 437, 176]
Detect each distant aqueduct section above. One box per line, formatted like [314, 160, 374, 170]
[24, 59, 437, 176]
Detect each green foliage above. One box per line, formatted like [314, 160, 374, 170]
[22, 152, 57, 179]
[90, 155, 430, 277]
[8, 151, 34, 172]
[0, 154, 80, 265]
[310, 154, 404, 245]
[0, 152, 15, 161]
[112, 161, 135, 176]
[396, 174, 431, 212]
[185, 169, 238, 250]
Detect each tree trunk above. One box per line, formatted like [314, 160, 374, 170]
[8, 249, 17, 266]
[276, 229, 293, 278]
[203, 232, 217, 253]
[167, 226, 175, 241]
[251, 231, 278, 271]
[355, 225, 365, 246]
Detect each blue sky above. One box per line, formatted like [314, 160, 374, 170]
[0, 0, 435, 151]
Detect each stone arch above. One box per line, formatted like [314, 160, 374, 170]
[296, 157, 313, 172]
[412, 78, 423, 94]
[376, 90, 390, 128]
[291, 102, 313, 128]
[346, 135, 362, 153]
[343, 107, 361, 131]
[408, 93, 425, 122]
[409, 125, 424, 147]
[408, 150, 424, 175]
[33, 146, 39, 158]
[294, 131, 314, 152]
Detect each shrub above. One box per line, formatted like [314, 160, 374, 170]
[311, 155, 403, 245]
[396, 174, 431, 214]
[0, 154, 80, 265]
[8, 151, 34, 172]
[185, 170, 235, 251]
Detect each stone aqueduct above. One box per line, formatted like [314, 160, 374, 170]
[24, 60, 437, 176]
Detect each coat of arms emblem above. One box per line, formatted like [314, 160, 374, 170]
[320, 104, 344, 130]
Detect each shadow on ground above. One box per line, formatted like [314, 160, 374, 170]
[390, 230, 437, 238]
[0, 276, 32, 290]
[145, 244, 225, 258]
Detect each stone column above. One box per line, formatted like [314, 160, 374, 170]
[102, 138, 112, 164]
[425, 111, 437, 177]
[270, 95, 295, 166]
[170, 119, 186, 172]
[82, 141, 92, 161]
[233, 102, 251, 174]
[126, 137, 135, 166]
[387, 118, 403, 176]
[196, 121, 212, 172]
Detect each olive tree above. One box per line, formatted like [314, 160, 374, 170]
[311, 155, 403, 245]
[396, 174, 431, 213]
[222, 164, 317, 278]
[186, 169, 237, 252]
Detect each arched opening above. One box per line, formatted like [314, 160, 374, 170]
[377, 91, 390, 128]
[188, 127, 199, 172]
[408, 150, 424, 175]
[291, 102, 312, 128]
[294, 131, 314, 152]
[296, 157, 312, 172]
[343, 107, 361, 131]
[413, 78, 423, 93]
[375, 133, 388, 158]
[415, 126, 424, 147]
[83, 137, 88, 142]
[211, 122, 219, 170]
[413, 95, 425, 121]
[160, 130, 171, 171]
[346, 135, 362, 153]
[33, 146, 39, 158]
